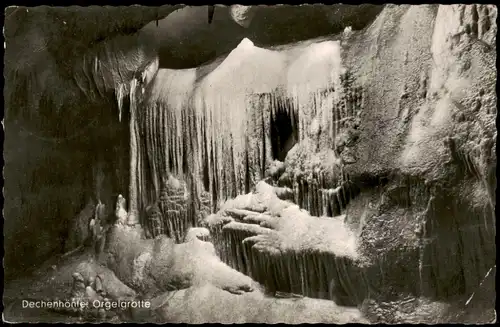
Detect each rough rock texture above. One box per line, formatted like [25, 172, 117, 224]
[3, 250, 137, 323]
[4, 4, 496, 324]
[339, 4, 497, 305]
[4, 5, 173, 277]
[138, 36, 348, 213]
[64, 199, 95, 252]
[155, 284, 367, 324]
[98, 223, 257, 298]
[202, 181, 366, 306]
[3, 4, 383, 279]
[229, 5, 255, 28]
[142, 175, 209, 242]
[3, 245, 368, 324]
[136, 4, 495, 322]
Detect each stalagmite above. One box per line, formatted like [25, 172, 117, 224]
[115, 194, 128, 225]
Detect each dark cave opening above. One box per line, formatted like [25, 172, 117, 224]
[270, 98, 298, 161]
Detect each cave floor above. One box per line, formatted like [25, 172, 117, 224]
[2, 247, 369, 324]
[3, 250, 96, 323]
[3, 229, 495, 324]
[4, 245, 494, 324]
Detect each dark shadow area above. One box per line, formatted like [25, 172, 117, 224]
[154, 5, 385, 70]
[270, 98, 298, 161]
[248, 5, 384, 48]
[3, 81, 129, 280]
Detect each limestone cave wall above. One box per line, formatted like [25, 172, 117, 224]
[3, 5, 496, 321]
[131, 4, 496, 310]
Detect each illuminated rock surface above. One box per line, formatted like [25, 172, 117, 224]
[3, 4, 496, 324]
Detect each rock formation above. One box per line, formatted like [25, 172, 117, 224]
[132, 4, 496, 322]
[3, 2, 383, 279]
[3, 4, 496, 324]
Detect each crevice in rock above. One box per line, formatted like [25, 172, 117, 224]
[270, 98, 298, 161]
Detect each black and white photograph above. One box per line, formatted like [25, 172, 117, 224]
[3, 4, 497, 323]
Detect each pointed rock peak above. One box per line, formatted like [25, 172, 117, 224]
[204, 37, 262, 83]
[225, 37, 256, 60]
[238, 37, 254, 49]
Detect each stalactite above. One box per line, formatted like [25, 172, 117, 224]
[117, 83, 125, 122]
[132, 39, 355, 248]
[201, 181, 368, 305]
[127, 77, 139, 225]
